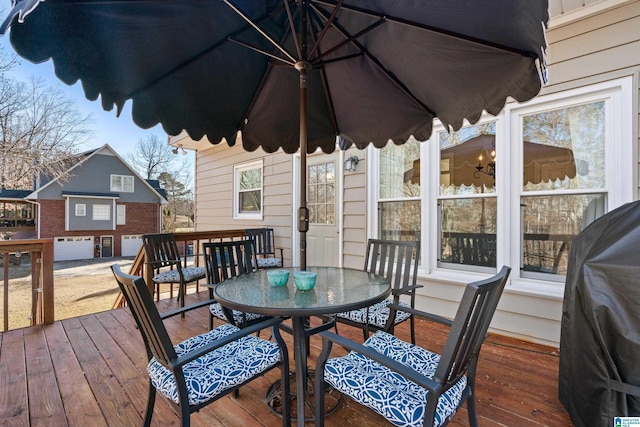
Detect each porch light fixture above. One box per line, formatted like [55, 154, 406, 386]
[172, 144, 187, 155]
[344, 156, 359, 172]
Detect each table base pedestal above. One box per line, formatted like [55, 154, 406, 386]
[265, 371, 343, 422]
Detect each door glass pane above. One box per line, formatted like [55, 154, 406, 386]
[439, 198, 497, 268]
[318, 185, 326, 204]
[327, 204, 335, 225]
[317, 205, 326, 224]
[309, 165, 318, 184]
[326, 183, 335, 203]
[521, 193, 606, 275]
[308, 161, 335, 225]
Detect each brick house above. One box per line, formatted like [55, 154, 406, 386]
[3, 144, 166, 261]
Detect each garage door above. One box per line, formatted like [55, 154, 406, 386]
[54, 236, 94, 261]
[121, 235, 143, 257]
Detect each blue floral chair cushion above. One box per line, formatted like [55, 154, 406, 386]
[323, 330, 467, 427]
[147, 323, 280, 406]
[209, 303, 267, 325]
[255, 257, 283, 269]
[152, 266, 206, 284]
[335, 300, 412, 328]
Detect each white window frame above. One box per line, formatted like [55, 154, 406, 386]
[435, 119, 500, 274]
[75, 204, 86, 216]
[369, 77, 634, 297]
[116, 205, 126, 225]
[233, 160, 263, 220]
[93, 204, 111, 221]
[505, 77, 633, 296]
[110, 174, 134, 193]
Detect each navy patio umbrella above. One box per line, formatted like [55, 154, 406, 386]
[1, 0, 549, 268]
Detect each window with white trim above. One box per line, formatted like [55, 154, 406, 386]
[111, 175, 134, 192]
[378, 138, 420, 242]
[438, 121, 497, 272]
[116, 205, 126, 225]
[93, 204, 111, 221]
[373, 78, 633, 292]
[517, 100, 607, 280]
[75, 204, 86, 216]
[233, 160, 263, 219]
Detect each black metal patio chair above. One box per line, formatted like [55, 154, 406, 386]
[335, 239, 421, 343]
[111, 264, 291, 427]
[245, 228, 284, 269]
[202, 240, 270, 329]
[142, 233, 205, 307]
[315, 266, 511, 427]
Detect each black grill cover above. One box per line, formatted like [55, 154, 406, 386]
[560, 201, 640, 427]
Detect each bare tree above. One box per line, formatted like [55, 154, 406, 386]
[126, 134, 174, 179]
[158, 170, 193, 231]
[0, 73, 93, 189]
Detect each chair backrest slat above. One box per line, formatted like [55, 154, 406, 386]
[111, 264, 177, 366]
[245, 228, 276, 258]
[435, 266, 511, 385]
[203, 240, 257, 285]
[142, 233, 183, 271]
[364, 239, 419, 295]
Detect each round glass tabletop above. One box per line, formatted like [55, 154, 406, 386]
[213, 266, 390, 317]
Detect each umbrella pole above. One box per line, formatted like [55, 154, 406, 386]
[297, 0, 310, 270]
[297, 62, 310, 270]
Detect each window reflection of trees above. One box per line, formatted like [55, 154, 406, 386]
[521, 101, 606, 276]
[308, 162, 335, 225]
[239, 168, 261, 212]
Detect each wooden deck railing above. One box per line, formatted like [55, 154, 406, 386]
[0, 239, 54, 331]
[113, 229, 248, 308]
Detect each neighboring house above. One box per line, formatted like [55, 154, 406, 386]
[169, 0, 640, 347]
[0, 144, 166, 261]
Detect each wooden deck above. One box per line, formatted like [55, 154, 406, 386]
[0, 290, 573, 426]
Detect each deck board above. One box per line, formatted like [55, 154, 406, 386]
[0, 291, 574, 426]
[0, 329, 28, 427]
[43, 321, 107, 427]
[22, 325, 67, 427]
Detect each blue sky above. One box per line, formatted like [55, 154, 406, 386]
[1, 35, 168, 158]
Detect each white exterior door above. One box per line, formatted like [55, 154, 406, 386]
[306, 153, 340, 267]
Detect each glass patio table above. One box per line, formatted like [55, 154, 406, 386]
[212, 266, 390, 424]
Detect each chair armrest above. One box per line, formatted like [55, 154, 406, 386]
[172, 317, 286, 368]
[391, 284, 424, 296]
[387, 303, 454, 328]
[160, 299, 215, 319]
[317, 330, 441, 393]
[146, 259, 181, 265]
